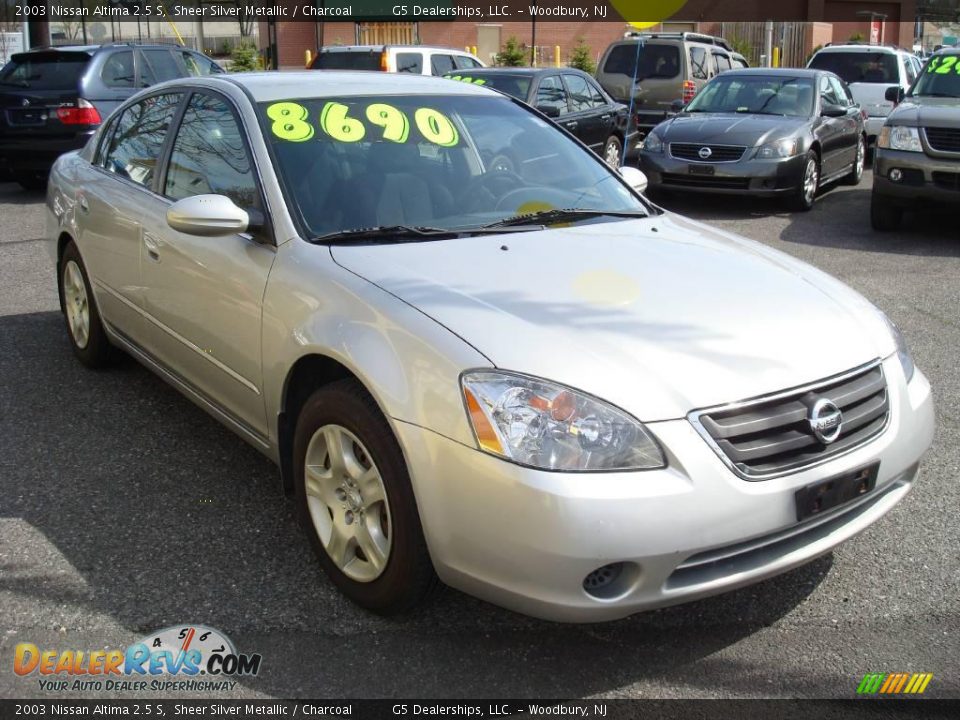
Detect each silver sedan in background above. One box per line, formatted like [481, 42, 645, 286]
[46, 72, 933, 622]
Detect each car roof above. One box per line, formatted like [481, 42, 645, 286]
[215, 71, 499, 102]
[717, 68, 822, 78]
[816, 44, 904, 54]
[932, 46, 960, 55]
[320, 45, 472, 53]
[447, 67, 584, 76]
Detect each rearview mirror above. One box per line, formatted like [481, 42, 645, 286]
[536, 104, 561, 119]
[885, 85, 904, 104]
[821, 103, 847, 118]
[620, 166, 648, 194]
[166, 194, 249, 237]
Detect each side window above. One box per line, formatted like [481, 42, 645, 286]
[430, 54, 456, 76]
[536, 75, 569, 116]
[690, 47, 708, 80]
[182, 52, 221, 77]
[395, 52, 423, 74]
[830, 76, 852, 105]
[732, 56, 749, 69]
[455, 55, 482, 70]
[94, 115, 120, 167]
[101, 51, 134, 88]
[563, 74, 598, 112]
[819, 75, 839, 107]
[138, 49, 182, 86]
[164, 93, 261, 214]
[713, 53, 731, 73]
[586, 78, 608, 106]
[903, 56, 917, 86]
[103, 93, 182, 188]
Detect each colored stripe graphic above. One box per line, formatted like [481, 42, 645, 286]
[858, 672, 933, 695]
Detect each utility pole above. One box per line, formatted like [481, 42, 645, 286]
[764, 21, 773, 67]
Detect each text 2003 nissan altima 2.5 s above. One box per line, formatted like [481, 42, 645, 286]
[47, 72, 933, 622]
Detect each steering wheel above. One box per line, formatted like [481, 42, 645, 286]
[460, 162, 525, 212]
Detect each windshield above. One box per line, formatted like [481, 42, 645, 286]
[260, 94, 646, 239]
[312, 51, 382, 71]
[0, 52, 89, 90]
[911, 54, 960, 97]
[808, 51, 899, 84]
[685, 76, 814, 116]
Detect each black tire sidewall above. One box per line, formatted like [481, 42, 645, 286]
[59, 242, 113, 368]
[292, 380, 435, 615]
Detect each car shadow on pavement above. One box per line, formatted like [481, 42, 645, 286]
[0, 310, 831, 697]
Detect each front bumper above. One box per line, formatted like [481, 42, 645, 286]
[398, 357, 934, 622]
[873, 147, 960, 207]
[640, 150, 807, 196]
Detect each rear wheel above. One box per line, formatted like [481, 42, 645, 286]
[844, 135, 865, 186]
[293, 379, 437, 615]
[59, 241, 114, 368]
[870, 193, 903, 232]
[789, 151, 820, 211]
[602, 135, 623, 168]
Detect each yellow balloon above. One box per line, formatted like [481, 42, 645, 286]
[608, 1, 690, 26]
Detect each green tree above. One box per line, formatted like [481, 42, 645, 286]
[229, 43, 261, 73]
[568, 38, 596, 74]
[495, 36, 528, 67]
[727, 35, 755, 64]
[849, 31, 866, 42]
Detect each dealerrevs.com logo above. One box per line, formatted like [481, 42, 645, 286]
[13, 625, 261, 693]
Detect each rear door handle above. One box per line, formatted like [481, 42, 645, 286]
[565, 121, 578, 129]
[143, 232, 161, 262]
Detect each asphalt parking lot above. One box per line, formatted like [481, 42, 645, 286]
[1, 171, 957, 700]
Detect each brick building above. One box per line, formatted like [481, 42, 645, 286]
[263, 0, 919, 69]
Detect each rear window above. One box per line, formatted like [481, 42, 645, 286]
[464, 74, 531, 100]
[808, 51, 900, 84]
[603, 43, 680, 80]
[0, 52, 89, 91]
[313, 51, 382, 71]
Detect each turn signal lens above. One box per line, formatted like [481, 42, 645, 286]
[463, 386, 504, 455]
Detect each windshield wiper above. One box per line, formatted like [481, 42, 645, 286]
[911, 92, 956, 98]
[480, 208, 648, 229]
[310, 224, 532, 244]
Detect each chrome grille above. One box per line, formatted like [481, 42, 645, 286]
[690, 362, 889, 479]
[670, 143, 746, 162]
[925, 127, 960, 154]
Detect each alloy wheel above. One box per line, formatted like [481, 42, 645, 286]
[303, 424, 392, 582]
[803, 158, 819, 205]
[604, 140, 621, 168]
[854, 137, 865, 180]
[63, 260, 90, 349]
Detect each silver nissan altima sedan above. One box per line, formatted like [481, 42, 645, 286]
[46, 72, 934, 622]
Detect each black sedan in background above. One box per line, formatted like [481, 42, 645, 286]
[444, 67, 639, 166]
[639, 68, 866, 210]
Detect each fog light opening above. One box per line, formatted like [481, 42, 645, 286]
[582, 561, 641, 601]
[889, 168, 903, 183]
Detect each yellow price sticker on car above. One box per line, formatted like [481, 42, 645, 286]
[448, 75, 487, 85]
[927, 56, 959, 74]
[265, 101, 460, 147]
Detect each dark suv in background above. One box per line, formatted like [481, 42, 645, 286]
[0, 43, 222, 190]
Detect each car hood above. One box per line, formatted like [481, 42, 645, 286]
[331, 214, 891, 421]
[887, 96, 960, 127]
[655, 113, 808, 147]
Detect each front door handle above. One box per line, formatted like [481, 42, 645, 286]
[143, 232, 161, 262]
[565, 121, 578, 129]
[77, 195, 89, 214]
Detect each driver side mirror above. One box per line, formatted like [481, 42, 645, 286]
[670, 99, 685, 113]
[619, 166, 648, 194]
[167, 194, 249, 237]
[536, 104, 561, 119]
[885, 85, 905, 104]
[821, 103, 848, 118]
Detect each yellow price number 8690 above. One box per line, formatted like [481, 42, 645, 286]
[266, 100, 459, 147]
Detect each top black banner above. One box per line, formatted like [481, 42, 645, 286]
[27, 0, 960, 24]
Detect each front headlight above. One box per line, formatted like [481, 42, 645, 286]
[878, 125, 923, 152]
[756, 138, 799, 159]
[881, 313, 915, 383]
[643, 132, 664, 153]
[461, 371, 665, 472]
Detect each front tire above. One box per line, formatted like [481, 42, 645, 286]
[789, 151, 820, 211]
[293, 379, 437, 615]
[16, 172, 48, 192]
[59, 241, 114, 368]
[870, 193, 903, 232]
